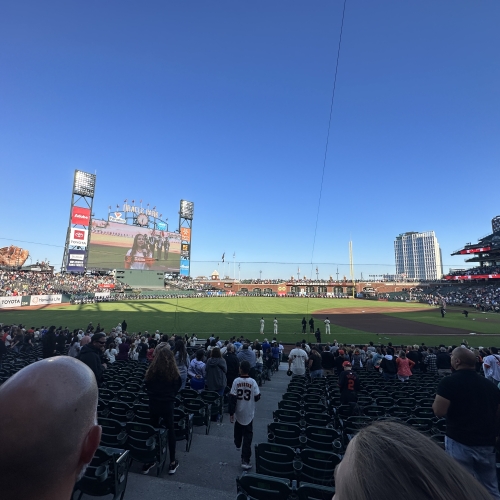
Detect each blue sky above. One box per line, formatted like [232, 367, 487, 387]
[1, 1, 499, 279]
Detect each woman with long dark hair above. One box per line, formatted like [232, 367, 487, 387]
[124, 233, 153, 270]
[174, 339, 189, 390]
[143, 346, 181, 475]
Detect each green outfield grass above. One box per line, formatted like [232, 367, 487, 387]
[2, 297, 499, 346]
[387, 308, 500, 334]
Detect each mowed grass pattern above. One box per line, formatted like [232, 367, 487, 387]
[2, 297, 498, 346]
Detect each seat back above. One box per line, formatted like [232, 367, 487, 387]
[255, 443, 297, 480]
[300, 449, 340, 486]
[237, 472, 291, 500]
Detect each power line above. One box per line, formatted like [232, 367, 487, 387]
[310, 0, 348, 268]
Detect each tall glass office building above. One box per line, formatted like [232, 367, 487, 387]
[394, 231, 443, 280]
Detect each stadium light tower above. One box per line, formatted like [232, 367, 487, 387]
[61, 170, 96, 273]
[178, 200, 194, 277]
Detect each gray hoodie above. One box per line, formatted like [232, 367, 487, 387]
[205, 357, 227, 391]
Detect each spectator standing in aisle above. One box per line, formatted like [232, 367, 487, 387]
[273, 317, 278, 335]
[229, 360, 261, 470]
[288, 342, 308, 377]
[42, 325, 57, 359]
[433, 347, 500, 499]
[143, 346, 181, 475]
[259, 317, 264, 334]
[224, 344, 240, 389]
[121, 319, 127, 332]
[301, 317, 307, 334]
[324, 317, 331, 334]
[206, 348, 227, 420]
[271, 342, 280, 371]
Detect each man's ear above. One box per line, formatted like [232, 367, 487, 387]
[79, 425, 102, 466]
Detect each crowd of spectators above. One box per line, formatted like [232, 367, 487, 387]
[421, 285, 500, 312]
[0, 270, 126, 297]
[448, 265, 500, 277]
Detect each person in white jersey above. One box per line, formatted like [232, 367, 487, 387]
[273, 317, 278, 335]
[229, 360, 261, 470]
[324, 317, 331, 335]
[483, 347, 500, 385]
[259, 317, 264, 335]
[288, 342, 308, 376]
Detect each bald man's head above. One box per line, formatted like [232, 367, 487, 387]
[0, 357, 101, 500]
[451, 347, 476, 370]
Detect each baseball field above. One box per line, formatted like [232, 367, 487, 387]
[2, 297, 499, 346]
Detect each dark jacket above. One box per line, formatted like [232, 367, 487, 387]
[79, 344, 105, 386]
[42, 331, 57, 358]
[436, 351, 451, 369]
[205, 357, 227, 391]
[380, 356, 398, 374]
[224, 352, 240, 383]
[145, 376, 181, 410]
[321, 351, 335, 370]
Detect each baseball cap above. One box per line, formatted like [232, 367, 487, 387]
[342, 361, 352, 367]
[338, 349, 345, 355]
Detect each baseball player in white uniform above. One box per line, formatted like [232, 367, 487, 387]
[324, 317, 331, 334]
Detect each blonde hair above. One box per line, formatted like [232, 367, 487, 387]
[335, 421, 491, 500]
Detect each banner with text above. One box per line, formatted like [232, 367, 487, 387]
[445, 274, 500, 281]
[71, 206, 91, 226]
[0, 296, 22, 308]
[67, 250, 87, 272]
[30, 294, 63, 306]
[69, 228, 89, 247]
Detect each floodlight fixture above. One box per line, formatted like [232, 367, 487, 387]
[180, 200, 194, 220]
[73, 170, 96, 198]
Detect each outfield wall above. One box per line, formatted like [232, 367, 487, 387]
[0, 294, 67, 309]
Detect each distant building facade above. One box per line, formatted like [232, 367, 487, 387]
[394, 231, 443, 280]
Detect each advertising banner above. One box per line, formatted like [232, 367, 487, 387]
[69, 228, 89, 247]
[87, 220, 181, 272]
[67, 250, 87, 272]
[157, 222, 167, 231]
[21, 296, 31, 307]
[30, 294, 63, 305]
[71, 206, 91, 226]
[459, 247, 490, 255]
[181, 243, 190, 257]
[180, 258, 190, 276]
[98, 283, 115, 289]
[0, 296, 22, 308]
[94, 291, 111, 298]
[180, 227, 191, 243]
[108, 212, 126, 224]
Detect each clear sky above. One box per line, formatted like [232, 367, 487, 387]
[1, 1, 499, 280]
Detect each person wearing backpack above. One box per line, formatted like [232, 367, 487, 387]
[380, 354, 398, 381]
